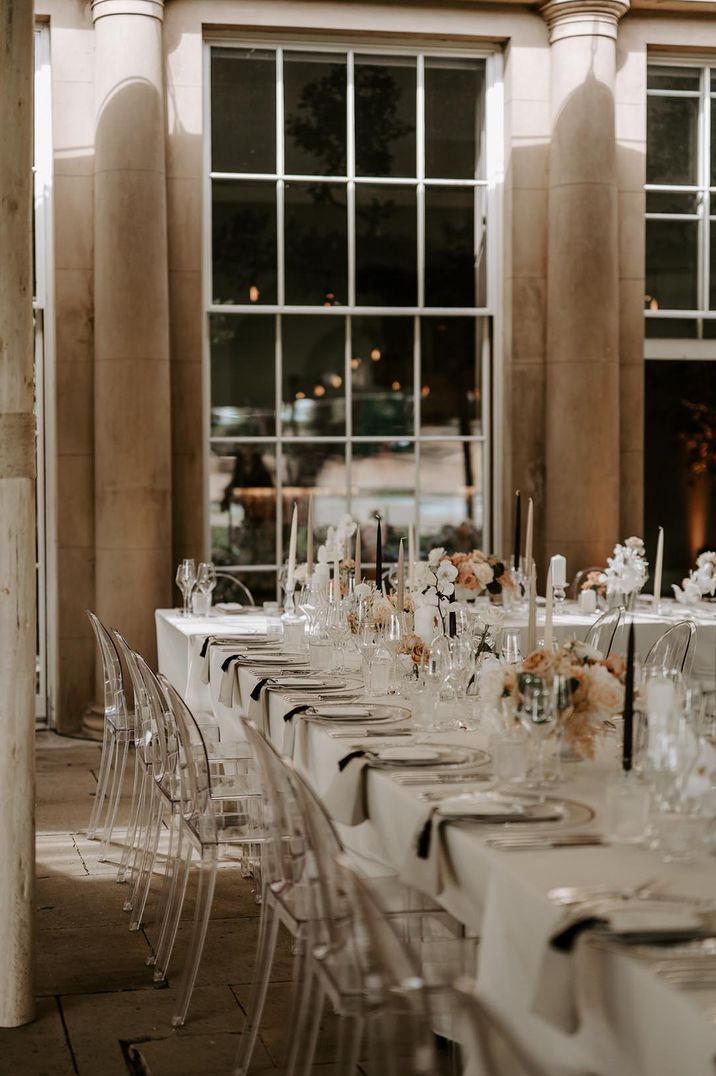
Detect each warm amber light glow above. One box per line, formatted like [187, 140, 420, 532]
[370, 348, 381, 361]
[249, 285, 260, 302]
[314, 385, 326, 397]
[351, 358, 361, 370]
[328, 374, 343, 389]
[391, 380, 401, 391]
[421, 385, 431, 397]
[295, 391, 306, 400]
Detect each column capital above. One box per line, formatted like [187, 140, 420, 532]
[539, 0, 629, 42]
[91, 0, 164, 23]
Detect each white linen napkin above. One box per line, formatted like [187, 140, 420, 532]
[323, 750, 372, 826]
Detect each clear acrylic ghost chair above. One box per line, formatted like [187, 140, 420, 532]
[158, 677, 265, 1027]
[584, 605, 623, 658]
[644, 619, 697, 675]
[289, 766, 471, 1076]
[233, 722, 467, 1076]
[85, 611, 134, 863]
[451, 977, 557, 1076]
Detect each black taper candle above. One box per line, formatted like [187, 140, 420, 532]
[513, 490, 521, 566]
[448, 610, 457, 638]
[375, 515, 383, 592]
[622, 621, 635, 772]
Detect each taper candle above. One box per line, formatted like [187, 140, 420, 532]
[544, 564, 554, 651]
[408, 523, 415, 592]
[527, 565, 537, 652]
[306, 494, 314, 577]
[653, 526, 664, 602]
[397, 537, 405, 613]
[354, 527, 361, 586]
[375, 515, 383, 592]
[623, 621, 635, 772]
[513, 490, 521, 566]
[525, 498, 534, 573]
[333, 554, 341, 604]
[286, 502, 298, 591]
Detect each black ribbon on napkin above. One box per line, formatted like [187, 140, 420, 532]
[221, 653, 242, 673]
[416, 811, 437, 859]
[200, 636, 214, 659]
[250, 677, 272, 702]
[283, 705, 310, 723]
[338, 749, 366, 772]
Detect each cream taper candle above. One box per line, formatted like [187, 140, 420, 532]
[306, 494, 314, 577]
[525, 498, 534, 572]
[653, 526, 664, 601]
[354, 527, 361, 586]
[286, 502, 298, 591]
[544, 564, 553, 651]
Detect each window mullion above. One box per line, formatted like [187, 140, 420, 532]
[417, 54, 425, 310]
[704, 66, 712, 318]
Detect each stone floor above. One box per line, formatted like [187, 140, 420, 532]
[0, 732, 353, 1076]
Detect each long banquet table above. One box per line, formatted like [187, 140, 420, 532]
[156, 606, 716, 1076]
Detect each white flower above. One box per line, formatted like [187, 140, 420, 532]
[570, 640, 604, 663]
[475, 561, 494, 588]
[586, 664, 624, 717]
[428, 547, 446, 568]
[437, 580, 455, 597]
[673, 579, 702, 605]
[420, 585, 440, 608]
[625, 536, 645, 552]
[317, 545, 329, 564]
[354, 582, 372, 601]
[413, 562, 434, 589]
[436, 561, 458, 584]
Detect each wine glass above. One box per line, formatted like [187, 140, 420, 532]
[195, 562, 217, 606]
[501, 628, 522, 664]
[175, 559, 196, 617]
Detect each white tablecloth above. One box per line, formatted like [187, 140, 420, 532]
[156, 606, 716, 1076]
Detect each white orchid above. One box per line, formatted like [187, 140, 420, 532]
[606, 538, 648, 596]
[317, 514, 357, 563]
[428, 546, 446, 568]
[673, 551, 716, 604]
[354, 581, 372, 601]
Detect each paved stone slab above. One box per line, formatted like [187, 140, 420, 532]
[60, 984, 254, 1076]
[165, 916, 294, 991]
[231, 981, 346, 1068]
[37, 923, 153, 996]
[36, 872, 126, 930]
[0, 996, 75, 1076]
[36, 833, 88, 879]
[127, 1030, 273, 1076]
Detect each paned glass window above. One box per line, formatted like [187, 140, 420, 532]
[206, 43, 499, 597]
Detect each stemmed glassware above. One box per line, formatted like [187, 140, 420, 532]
[175, 559, 196, 617]
[194, 562, 217, 613]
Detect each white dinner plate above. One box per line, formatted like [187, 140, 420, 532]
[311, 706, 373, 719]
[437, 793, 563, 822]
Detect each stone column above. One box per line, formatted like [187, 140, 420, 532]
[0, 1, 36, 1027]
[541, 0, 628, 572]
[89, 0, 172, 734]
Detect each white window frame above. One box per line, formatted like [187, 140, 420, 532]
[202, 34, 504, 586]
[645, 53, 716, 359]
[33, 25, 56, 726]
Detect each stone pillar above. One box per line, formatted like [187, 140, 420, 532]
[89, 0, 172, 733]
[0, 1, 36, 1027]
[541, 0, 628, 573]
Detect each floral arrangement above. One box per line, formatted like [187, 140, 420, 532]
[446, 549, 515, 599]
[673, 551, 716, 605]
[480, 639, 626, 758]
[348, 582, 412, 633]
[605, 536, 648, 597]
[397, 632, 430, 668]
[413, 548, 460, 620]
[579, 570, 607, 598]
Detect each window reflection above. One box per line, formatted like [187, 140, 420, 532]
[420, 317, 482, 435]
[354, 56, 415, 177]
[212, 180, 277, 304]
[281, 316, 346, 435]
[284, 52, 346, 175]
[420, 442, 482, 554]
[281, 443, 347, 556]
[210, 443, 276, 567]
[210, 314, 275, 436]
[284, 182, 347, 305]
[425, 58, 484, 179]
[352, 316, 414, 436]
[355, 185, 417, 306]
[352, 442, 416, 561]
[211, 49, 275, 174]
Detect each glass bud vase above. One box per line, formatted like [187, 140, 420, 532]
[281, 586, 306, 653]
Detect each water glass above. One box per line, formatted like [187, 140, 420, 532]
[604, 771, 650, 845]
[490, 732, 527, 785]
[412, 681, 438, 729]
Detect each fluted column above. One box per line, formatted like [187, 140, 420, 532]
[91, 0, 172, 705]
[541, 0, 628, 570]
[0, 1, 36, 1027]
